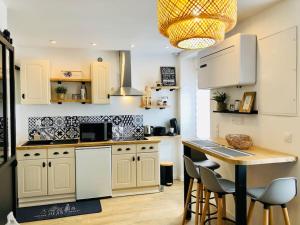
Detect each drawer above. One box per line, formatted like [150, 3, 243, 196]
[48, 148, 75, 158]
[137, 144, 158, 153]
[112, 145, 137, 155]
[17, 149, 47, 160]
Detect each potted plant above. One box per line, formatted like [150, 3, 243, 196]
[55, 86, 67, 100]
[211, 91, 227, 111]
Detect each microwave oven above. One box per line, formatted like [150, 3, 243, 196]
[80, 123, 112, 142]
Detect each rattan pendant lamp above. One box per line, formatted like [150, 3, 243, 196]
[157, 0, 237, 49]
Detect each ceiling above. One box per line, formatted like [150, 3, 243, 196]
[4, 0, 282, 53]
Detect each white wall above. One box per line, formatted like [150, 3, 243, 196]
[0, 0, 7, 30]
[210, 0, 300, 223]
[15, 47, 182, 178]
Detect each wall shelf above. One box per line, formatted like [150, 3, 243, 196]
[213, 110, 258, 115]
[51, 99, 92, 104]
[141, 105, 169, 110]
[151, 86, 179, 91]
[50, 77, 91, 83]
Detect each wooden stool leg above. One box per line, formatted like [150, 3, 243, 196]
[247, 200, 256, 225]
[217, 196, 223, 225]
[199, 183, 204, 215]
[195, 183, 201, 225]
[200, 191, 211, 225]
[222, 195, 226, 218]
[269, 207, 274, 225]
[282, 205, 291, 225]
[263, 207, 269, 225]
[182, 178, 194, 225]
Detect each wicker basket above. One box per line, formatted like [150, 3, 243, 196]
[225, 134, 253, 150]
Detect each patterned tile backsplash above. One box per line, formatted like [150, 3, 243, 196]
[28, 115, 144, 140]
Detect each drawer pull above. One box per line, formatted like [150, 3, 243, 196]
[53, 152, 59, 155]
[149, 146, 154, 150]
[126, 148, 131, 151]
[48, 161, 52, 167]
[117, 148, 122, 151]
[42, 162, 46, 167]
[132, 156, 135, 162]
[137, 156, 140, 161]
[63, 151, 69, 155]
[34, 153, 40, 156]
[24, 153, 30, 157]
[141, 147, 146, 150]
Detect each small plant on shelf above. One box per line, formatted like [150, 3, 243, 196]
[55, 86, 67, 100]
[211, 91, 227, 111]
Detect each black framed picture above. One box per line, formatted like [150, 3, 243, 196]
[160, 67, 176, 86]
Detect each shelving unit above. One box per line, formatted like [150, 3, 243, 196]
[51, 98, 92, 104]
[213, 110, 258, 115]
[151, 86, 179, 91]
[50, 77, 91, 83]
[141, 105, 169, 110]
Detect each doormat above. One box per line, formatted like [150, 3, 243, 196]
[16, 199, 102, 223]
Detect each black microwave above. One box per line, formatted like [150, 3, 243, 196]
[80, 123, 112, 142]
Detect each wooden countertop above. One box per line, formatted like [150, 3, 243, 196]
[17, 138, 161, 150]
[182, 138, 297, 166]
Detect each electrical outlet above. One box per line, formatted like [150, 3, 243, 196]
[284, 132, 293, 143]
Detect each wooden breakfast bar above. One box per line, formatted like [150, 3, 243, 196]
[182, 138, 297, 225]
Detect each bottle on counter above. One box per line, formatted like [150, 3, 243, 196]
[80, 84, 87, 100]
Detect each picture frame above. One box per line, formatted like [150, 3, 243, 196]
[160, 67, 176, 86]
[239, 92, 256, 113]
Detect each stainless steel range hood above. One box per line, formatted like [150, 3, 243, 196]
[111, 51, 143, 96]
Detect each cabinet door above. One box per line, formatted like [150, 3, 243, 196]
[112, 154, 136, 189]
[137, 152, 159, 187]
[17, 159, 47, 198]
[91, 62, 111, 104]
[48, 158, 75, 195]
[20, 60, 50, 104]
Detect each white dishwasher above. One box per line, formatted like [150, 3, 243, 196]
[75, 146, 112, 200]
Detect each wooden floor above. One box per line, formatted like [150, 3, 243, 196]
[22, 181, 198, 225]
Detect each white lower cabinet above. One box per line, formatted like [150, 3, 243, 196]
[17, 148, 76, 207]
[48, 158, 75, 195]
[112, 154, 136, 189]
[17, 159, 48, 198]
[112, 144, 159, 193]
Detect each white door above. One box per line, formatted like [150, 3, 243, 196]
[20, 60, 50, 104]
[48, 158, 75, 196]
[91, 62, 111, 104]
[112, 154, 136, 190]
[17, 159, 48, 198]
[137, 152, 159, 187]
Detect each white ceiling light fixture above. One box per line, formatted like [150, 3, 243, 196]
[130, 44, 135, 48]
[91, 43, 97, 46]
[49, 40, 56, 44]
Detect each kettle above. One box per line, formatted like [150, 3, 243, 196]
[144, 125, 153, 137]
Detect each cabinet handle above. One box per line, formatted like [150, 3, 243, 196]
[126, 148, 131, 151]
[63, 151, 69, 155]
[149, 146, 154, 150]
[22, 93, 25, 99]
[141, 147, 146, 150]
[24, 153, 30, 157]
[53, 152, 59, 155]
[132, 156, 135, 162]
[200, 64, 207, 69]
[48, 161, 52, 167]
[107, 94, 110, 99]
[42, 162, 46, 167]
[137, 156, 140, 161]
[34, 153, 40, 156]
[117, 148, 122, 151]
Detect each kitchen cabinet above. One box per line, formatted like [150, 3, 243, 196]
[17, 148, 76, 207]
[137, 152, 159, 187]
[48, 158, 75, 195]
[17, 159, 48, 198]
[112, 154, 136, 189]
[20, 60, 50, 104]
[112, 143, 159, 193]
[91, 62, 111, 104]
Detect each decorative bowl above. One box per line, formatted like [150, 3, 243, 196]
[225, 134, 253, 150]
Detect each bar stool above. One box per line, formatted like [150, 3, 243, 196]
[182, 156, 204, 225]
[247, 177, 297, 225]
[199, 166, 236, 225]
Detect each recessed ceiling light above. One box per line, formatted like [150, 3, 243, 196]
[91, 43, 97, 46]
[130, 44, 135, 48]
[50, 40, 56, 44]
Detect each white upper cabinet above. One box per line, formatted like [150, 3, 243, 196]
[20, 60, 50, 104]
[91, 62, 111, 104]
[198, 34, 257, 89]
